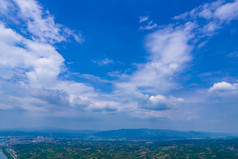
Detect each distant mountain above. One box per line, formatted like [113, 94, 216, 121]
[92, 129, 238, 140]
[0, 128, 237, 140]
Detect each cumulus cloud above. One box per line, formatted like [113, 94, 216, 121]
[207, 81, 238, 98]
[0, 0, 92, 114]
[209, 81, 237, 92]
[143, 94, 184, 111]
[0, 23, 64, 87]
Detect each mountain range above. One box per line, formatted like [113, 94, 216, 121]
[0, 129, 237, 141]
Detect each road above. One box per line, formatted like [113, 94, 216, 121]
[6, 149, 17, 159]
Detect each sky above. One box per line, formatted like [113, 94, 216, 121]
[0, 0, 238, 133]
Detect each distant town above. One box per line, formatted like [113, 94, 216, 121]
[0, 135, 53, 159]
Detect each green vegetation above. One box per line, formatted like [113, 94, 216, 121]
[11, 138, 238, 159]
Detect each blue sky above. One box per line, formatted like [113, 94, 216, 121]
[1, 0, 238, 132]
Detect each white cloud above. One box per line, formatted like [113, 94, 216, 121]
[173, 12, 189, 20]
[139, 20, 158, 30]
[145, 94, 184, 110]
[215, 0, 238, 21]
[139, 16, 149, 23]
[173, 1, 224, 20]
[139, 23, 158, 30]
[0, 23, 64, 87]
[173, 0, 238, 30]
[1, 0, 83, 44]
[92, 58, 114, 66]
[116, 0, 238, 118]
[117, 22, 194, 95]
[149, 94, 166, 103]
[0, 0, 11, 13]
[113, 26, 191, 115]
[198, 6, 213, 19]
[208, 81, 237, 92]
[206, 81, 238, 102]
[1, 0, 238, 121]
[0, 0, 91, 114]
